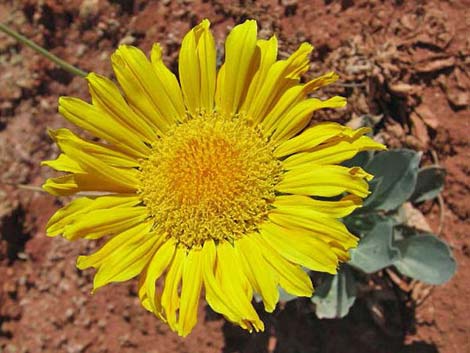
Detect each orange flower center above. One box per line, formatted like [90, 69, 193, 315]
[139, 115, 282, 249]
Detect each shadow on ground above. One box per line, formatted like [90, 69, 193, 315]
[221, 299, 439, 353]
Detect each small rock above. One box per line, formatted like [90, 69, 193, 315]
[5, 344, 18, 353]
[415, 57, 455, 73]
[119, 34, 136, 46]
[97, 318, 107, 329]
[66, 343, 86, 353]
[415, 105, 439, 130]
[65, 307, 75, 321]
[446, 87, 469, 108]
[3, 280, 17, 295]
[80, 316, 92, 328]
[76, 44, 87, 58]
[79, 0, 100, 20]
[118, 334, 137, 348]
[56, 334, 68, 348]
[59, 279, 71, 292]
[410, 112, 430, 149]
[389, 82, 416, 97]
[122, 309, 131, 322]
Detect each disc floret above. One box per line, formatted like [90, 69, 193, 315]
[139, 114, 282, 249]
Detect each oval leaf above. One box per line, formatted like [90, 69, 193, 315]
[394, 234, 456, 285]
[410, 166, 446, 203]
[312, 266, 357, 319]
[349, 218, 400, 273]
[364, 149, 421, 211]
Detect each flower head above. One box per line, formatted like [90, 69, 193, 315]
[43, 19, 385, 336]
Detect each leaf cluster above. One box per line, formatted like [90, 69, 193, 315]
[306, 149, 454, 318]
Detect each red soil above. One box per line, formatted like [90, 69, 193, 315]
[1, 1, 468, 352]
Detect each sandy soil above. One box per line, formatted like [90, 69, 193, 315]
[0, 1, 469, 352]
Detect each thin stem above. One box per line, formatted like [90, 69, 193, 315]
[0, 22, 88, 78]
[332, 82, 367, 88]
[3, 182, 45, 193]
[16, 184, 45, 193]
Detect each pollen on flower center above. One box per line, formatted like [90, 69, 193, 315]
[138, 114, 282, 249]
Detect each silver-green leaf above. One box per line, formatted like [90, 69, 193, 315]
[410, 166, 446, 203]
[349, 218, 400, 273]
[363, 149, 421, 211]
[312, 266, 357, 319]
[394, 233, 456, 285]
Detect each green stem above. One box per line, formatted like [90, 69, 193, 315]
[0, 22, 88, 78]
[3, 181, 45, 193]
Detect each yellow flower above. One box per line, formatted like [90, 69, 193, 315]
[43, 19, 385, 336]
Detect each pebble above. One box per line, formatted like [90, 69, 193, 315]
[65, 307, 75, 321]
[4, 344, 18, 353]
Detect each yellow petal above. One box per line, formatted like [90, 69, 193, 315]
[303, 71, 339, 92]
[215, 241, 264, 332]
[137, 268, 153, 312]
[261, 72, 339, 134]
[254, 234, 313, 297]
[46, 195, 141, 237]
[201, 240, 243, 325]
[77, 223, 151, 270]
[274, 122, 350, 158]
[145, 239, 176, 313]
[47, 194, 141, 236]
[111, 45, 182, 130]
[42, 175, 80, 196]
[269, 96, 347, 144]
[161, 247, 185, 331]
[215, 64, 226, 109]
[216, 20, 258, 116]
[47, 128, 139, 168]
[283, 135, 386, 168]
[59, 97, 149, 157]
[273, 194, 363, 219]
[240, 36, 278, 114]
[90, 225, 160, 290]
[260, 222, 338, 273]
[42, 173, 133, 196]
[215, 242, 253, 302]
[137, 267, 164, 319]
[246, 42, 313, 124]
[150, 43, 186, 119]
[42, 153, 84, 173]
[63, 206, 147, 240]
[179, 19, 217, 115]
[87, 73, 159, 141]
[178, 248, 204, 336]
[259, 84, 306, 134]
[236, 235, 279, 312]
[277, 165, 372, 198]
[268, 211, 358, 249]
[58, 139, 140, 192]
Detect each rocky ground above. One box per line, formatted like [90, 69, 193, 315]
[0, 1, 469, 352]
